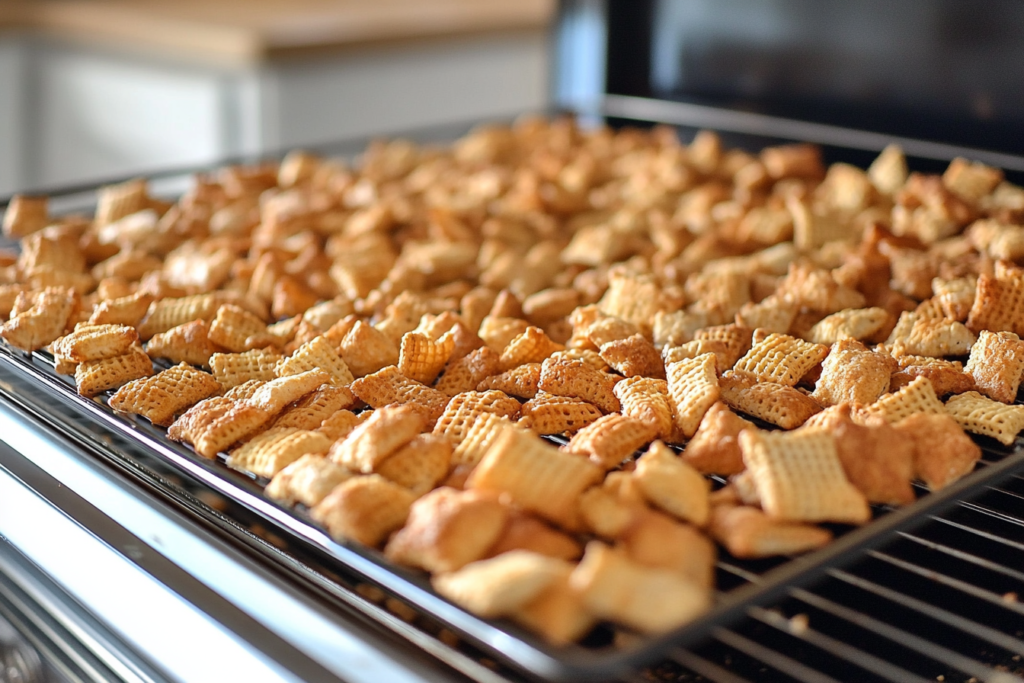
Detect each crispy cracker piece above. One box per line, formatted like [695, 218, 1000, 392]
[965, 272, 1024, 336]
[339, 321, 400, 378]
[485, 513, 583, 562]
[667, 354, 721, 438]
[248, 370, 330, 415]
[207, 304, 274, 352]
[599, 334, 665, 379]
[499, 326, 564, 370]
[398, 330, 455, 385]
[476, 363, 542, 399]
[551, 348, 610, 372]
[349, 366, 449, 422]
[869, 144, 909, 195]
[228, 428, 332, 478]
[801, 402, 877, 430]
[224, 379, 266, 401]
[468, 427, 602, 529]
[511, 563, 595, 645]
[210, 348, 283, 389]
[807, 307, 889, 344]
[75, 347, 154, 398]
[832, 419, 916, 505]
[137, 293, 232, 340]
[538, 356, 620, 413]
[277, 335, 354, 387]
[330, 404, 427, 473]
[88, 291, 154, 327]
[720, 371, 822, 429]
[943, 157, 1003, 203]
[95, 178, 147, 226]
[812, 339, 897, 406]
[168, 396, 235, 445]
[932, 276, 977, 322]
[690, 323, 754, 371]
[146, 320, 223, 368]
[265, 454, 356, 507]
[895, 412, 982, 489]
[3, 195, 48, 238]
[863, 375, 945, 424]
[735, 295, 798, 335]
[271, 385, 356, 431]
[565, 413, 657, 470]
[451, 412, 520, 468]
[193, 403, 275, 458]
[634, 442, 710, 526]
[433, 390, 521, 446]
[376, 433, 452, 495]
[585, 316, 641, 348]
[709, 505, 832, 559]
[312, 475, 417, 547]
[944, 391, 1024, 446]
[385, 488, 509, 573]
[436, 346, 502, 396]
[733, 332, 829, 386]
[891, 317, 976, 357]
[890, 355, 975, 397]
[519, 392, 603, 435]
[597, 271, 674, 336]
[570, 542, 711, 634]
[663, 340, 731, 375]
[740, 429, 870, 524]
[109, 363, 221, 426]
[777, 262, 866, 314]
[613, 376, 675, 442]
[964, 330, 1024, 404]
[683, 402, 754, 476]
[621, 510, 716, 588]
[432, 551, 566, 619]
[53, 324, 138, 363]
[478, 316, 531, 353]
[1, 288, 75, 351]
[578, 472, 647, 539]
[316, 409, 364, 442]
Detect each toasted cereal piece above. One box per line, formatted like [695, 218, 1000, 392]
[709, 505, 832, 559]
[944, 391, 1024, 446]
[209, 348, 283, 389]
[890, 355, 974, 397]
[193, 404, 275, 458]
[551, 348, 611, 372]
[613, 376, 675, 442]
[868, 144, 909, 195]
[316, 409, 364, 442]
[693, 323, 754, 369]
[385, 488, 509, 573]
[349, 366, 450, 422]
[265, 454, 356, 507]
[578, 474, 646, 539]
[486, 513, 582, 562]
[338, 321, 400, 378]
[777, 262, 866, 315]
[146, 320, 223, 368]
[683, 402, 754, 476]
[538, 356, 620, 414]
[621, 510, 716, 588]
[228, 428, 332, 478]
[812, 339, 897, 406]
[75, 347, 153, 398]
[477, 363, 542, 399]
[109, 363, 221, 426]
[570, 542, 710, 634]
[53, 324, 138, 363]
[895, 412, 983, 488]
[376, 433, 452, 495]
[94, 178, 147, 225]
[398, 331, 455, 385]
[891, 317, 976, 357]
[277, 336, 354, 387]
[479, 316, 531, 353]
[1, 288, 75, 351]
[19, 231, 86, 275]
[519, 392, 603, 435]
[499, 326, 564, 370]
[88, 292, 154, 327]
[207, 304, 273, 352]
[565, 414, 657, 470]
[329, 404, 427, 473]
[801, 402, 877, 430]
[247, 370, 330, 416]
[806, 307, 889, 345]
[863, 375, 945, 424]
[168, 397, 235, 445]
[652, 309, 709, 347]
[271, 385, 356, 431]
[54, 355, 78, 375]
[832, 419, 916, 505]
[597, 271, 672, 336]
[720, 372, 822, 429]
[633, 442, 710, 526]
[468, 428, 602, 529]
[663, 340, 730, 375]
[666, 354, 720, 438]
[137, 293, 232, 340]
[2, 195, 48, 238]
[599, 334, 665, 379]
[733, 332, 829, 386]
[0, 284, 32, 319]
[943, 157, 1003, 204]
[433, 390, 521, 446]
[586, 317, 642, 348]
[964, 330, 1024, 404]
[267, 315, 303, 348]
[932, 276, 976, 322]
[451, 412, 520, 468]
[436, 346, 502, 396]
[965, 272, 1024, 336]
[312, 475, 417, 547]
[740, 429, 870, 524]
[433, 551, 566, 619]
[734, 295, 798, 335]
[224, 379, 266, 401]
[512, 564, 595, 645]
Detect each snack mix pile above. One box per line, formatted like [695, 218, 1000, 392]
[3, 118, 1024, 644]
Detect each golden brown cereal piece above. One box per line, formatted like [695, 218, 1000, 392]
[777, 262, 866, 315]
[965, 272, 1024, 336]
[519, 392, 603, 435]
[693, 323, 754, 369]
[652, 309, 708, 347]
[552, 348, 609, 372]
[633, 442, 710, 526]
[208, 304, 273, 352]
[312, 475, 417, 547]
[538, 356, 620, 414]
[95, 178, 147, 226]
[194, 403, 275, 458]
[485, 513, 582, 562]
[2, 195, 48, 238]
[663, 340, 731, 376]
[75, 347, 154, 398]
[478, 316, 531, 353]
[512, 564, 595, 646]
[599, 334, 665, 379]
[436, 346, 501, 397]
[570, 542, 710, 634]
[891, 317, 976, 357]
[468, 428, 602, 529]
[806, 307, 889, 344]
[88, 292, 154, 327]
[932, 276, 976, 322]
[168, 397, 235, 445]
[433, 390, 521, 446]
[733, 332, 829, 386]
[944, 391, 1024, 446]
[228, 428, 332, 478]
[964, 330, 1024, 404]
[316, 409, 364, 442]
[735, 295, 798, 335]
[895, 412, 983, 488]
[53, 324, 139, 363]
[267, 316, 303, 349]
[137, 293, 232, 340]
[621, 511, 716, 590]
[613, 376, 675, 441]
[683, 402, 754, 476]
[586, 316, 642, 348]
[375, 433, 452, 496]
[277, 336, 354, 387]
[271, 385, 356, 431]
[1, 288, 75, 352]
[578, 473, 647, 539]
[398, 331, 455, 385]
[499, 326, 564, 370]
[740, 429, 870, 524]
[943, 157, 1003, 203]
[432, 551, 566, 619]
[385, 488, 509, 573]
[349, 366, 450, 422]
[0, 284, 31, 319]
[338, 321, 399, 378]
[265, 454, 355, 507]
[146, 320, 224, 369]
[19, 231, 86, 276]
[247, 369, 330, 416]
[329, 404, 427, 474]
[523, 288, 579, 327]
[720, 372, 822, 429]
[863, 375, 945, 424]
[271, 275, 319, 320]
[451, 412, 520, 468]
[709, 505, 832, 559]
[890, 355, 974, 397]
[565, 414, 657, 470]
[597, 271, 672, 336]
[666, 354, 720, 438]
[801, 402, 877, 430]
[109, 363, 221, 426]
[868, 144, 909, 195]
[476, 363, 542, 399]
[832, 419, 916, 505]
[812, 339, 897, 406]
